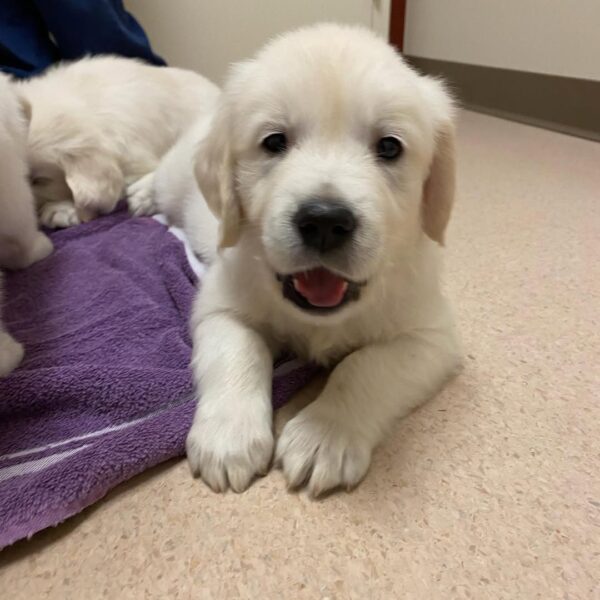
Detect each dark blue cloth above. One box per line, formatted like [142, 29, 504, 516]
[0, 0, 165, 78]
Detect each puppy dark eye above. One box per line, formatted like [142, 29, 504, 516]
[262, 132, 288, 154]
[376, 136, 403, 161]
[30, 175, 50, 186]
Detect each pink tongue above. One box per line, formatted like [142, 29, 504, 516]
[293, 268, 348, 308]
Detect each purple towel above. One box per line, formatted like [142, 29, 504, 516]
[0, 210, 316, 549]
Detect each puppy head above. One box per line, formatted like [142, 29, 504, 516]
[195, 24, 456, 317]
[20, 95, 122, 216]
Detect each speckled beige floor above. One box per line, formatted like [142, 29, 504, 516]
[1, 111, 599, 599]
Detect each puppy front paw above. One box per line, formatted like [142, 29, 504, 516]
[0, 232, 53, 270]
[186, 400, 274, 493]
[39, 201, 81, 229]
[28, 232, 54, 264]
[276, 403, 372, 497]
[126, 173, 157, 217]
[0, 332, 24, 377]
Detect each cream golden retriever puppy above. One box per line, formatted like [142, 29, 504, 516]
[152, 24, 462, 496]
[14, 56, 219, 228]
[0, 74, 53, 377]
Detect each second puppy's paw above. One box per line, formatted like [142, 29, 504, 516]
[39, 201, 81, 229]
[126, 173, 157, 217]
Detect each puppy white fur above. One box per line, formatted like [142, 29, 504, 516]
[0, 74, 53, 377]
[0, 277, 24, 378]
[154, 24, 462, 496]
[15, 56, 219, 227]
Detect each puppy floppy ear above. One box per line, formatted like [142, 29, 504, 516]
[194, 108, 242, 249]
[62, 152, 124, 221]
[16, 94, 32, 125]
[419, 78, 457, 246]
[421, 122, 456, 245]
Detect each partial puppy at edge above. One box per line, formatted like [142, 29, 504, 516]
[0, 74, 53, 377]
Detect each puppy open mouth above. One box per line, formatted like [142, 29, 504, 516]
[278, 267, 361, 313]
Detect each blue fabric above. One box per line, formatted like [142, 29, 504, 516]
[0, 0, 165, 78]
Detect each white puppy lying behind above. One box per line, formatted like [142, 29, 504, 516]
[152, 24, 462, 496]
[14, 56, 219, 228]
[0, 74, 53, 377]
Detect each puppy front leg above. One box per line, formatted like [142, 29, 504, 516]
[277, 330, 462, 496]
[186, 311, 275, 492]
[0, 147, 53, 265]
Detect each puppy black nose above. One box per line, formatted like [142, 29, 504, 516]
[294, 200, 356, 252]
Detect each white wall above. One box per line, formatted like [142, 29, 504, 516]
[405, 0, 600, 81]
[125, 0, 390, 84]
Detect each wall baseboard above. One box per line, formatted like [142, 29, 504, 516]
[405, 56, 600, 142]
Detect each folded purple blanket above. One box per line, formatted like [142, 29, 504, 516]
[0, 211, 315, 549]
